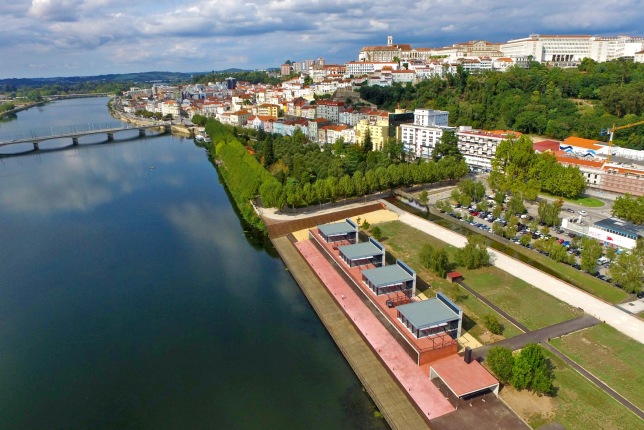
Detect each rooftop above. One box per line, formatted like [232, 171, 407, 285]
[361, 263, 414, 288]
[397, 294, 461, 330]
[594, 217, 644, 238]
[562, 136, 604, 150]
[430, 354, 499, 397]
[339, 241, 383, 260]
[317, 220, 357, 237]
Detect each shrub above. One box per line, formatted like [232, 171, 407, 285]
[487, 346, 514, 383]
[483, 314, 503, 335]
[371, 226, 383, 241]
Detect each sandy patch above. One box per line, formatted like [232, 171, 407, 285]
[500, 385, 554, 424]
[349, 209, 399, 226]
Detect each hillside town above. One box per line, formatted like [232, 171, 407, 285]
[118, 34, 644, 202]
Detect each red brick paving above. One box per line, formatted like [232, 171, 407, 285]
[296, 239, 455, 419]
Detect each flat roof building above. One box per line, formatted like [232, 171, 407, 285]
[361, 259, 417, 297]
[430, 354, 499, 399]
[587, 217, 644, 249]
[338, 238, 385, 268]
[397, 292, 463, 339]
[316, 219, 358, 246]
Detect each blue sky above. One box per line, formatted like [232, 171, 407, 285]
[1, 0, 643, 79]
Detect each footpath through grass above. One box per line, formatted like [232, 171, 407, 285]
[551, 323, 644, 412]
[539, 192, 605, 207]
[524, 348, 643, 429]
[376, 221, 582, 332]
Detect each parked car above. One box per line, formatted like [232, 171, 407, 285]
[579, 210, 588, 216]
[567, 208, 575, 213]
[557, 239, 565, 244]
[568, 233, 576, 238]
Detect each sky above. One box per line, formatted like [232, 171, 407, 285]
[1, 0, 643, 79]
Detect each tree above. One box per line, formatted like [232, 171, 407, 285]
[371, 226, 383, 241]
[431, 248, 450, 278]
[432, 130, 463, 161]
[264, 138, 274, 166]
[507, 193, 526, 215]
[609, 252, 644, 293]
[605, 246, 617, 262]
[520, 234, 532, 247]
[549, 243, 568, 263]
[363, 129, 373, 153]
[419, 244, 434, 269]
[492, 205, 503, 219]
[418, 190, 429, 207]
[483, 314, 503, 335]
[455, 235, 490, 269]
[332, 138, 345, 154]
[612, 194, 644, 224]
[540, 226, 550, 236]
[581, 238, 602, 273]
[487, 346, 514, 384]
[511, 354, 533, 390]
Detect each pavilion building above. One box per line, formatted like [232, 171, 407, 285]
[338, 238, 385, 268]
[396, 292, 463, 339]
[316, 218, 358, 246]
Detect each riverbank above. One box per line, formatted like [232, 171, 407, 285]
[0, 100, 48, 118]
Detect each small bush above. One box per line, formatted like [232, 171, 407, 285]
[483, 314, 503, 335]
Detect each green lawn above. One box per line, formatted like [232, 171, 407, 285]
[375, 221, 582, 331]
[550, 324, 644, 411]
[539, 192, 605, 207]
[525, 349, 643, 429]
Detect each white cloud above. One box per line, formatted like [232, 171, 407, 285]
[2, 0, 644, 78]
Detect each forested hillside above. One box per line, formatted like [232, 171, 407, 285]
[359, 59, 644, 149]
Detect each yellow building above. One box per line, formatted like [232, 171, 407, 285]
[355, 118, 389, 151]
[258, 103, 280, 118]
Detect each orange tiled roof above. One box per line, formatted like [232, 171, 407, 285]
[562, 136, 603, 150]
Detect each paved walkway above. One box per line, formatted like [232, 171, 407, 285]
[471, 315, 601, 360]
[295, 239, 455, 420]
[380, 199, 644, 345]
[272, 236, 432, 430]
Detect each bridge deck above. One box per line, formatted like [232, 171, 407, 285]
[0, 124, 166, 146]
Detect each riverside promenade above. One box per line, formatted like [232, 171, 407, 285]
[272, 236, 433, 430]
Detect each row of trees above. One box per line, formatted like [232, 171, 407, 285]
[260, 156, 467, 210]
[537, 199, 564, 227]
[609, 239, 644, 293]
[612, 193, 644, 225]
[487, 343, 554, 396]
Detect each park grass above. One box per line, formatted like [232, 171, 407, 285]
[375, 221, 582, 331]
[550, 323, 644, 411]
[525, 348, 643, 430]
[539, 191, 605, 207]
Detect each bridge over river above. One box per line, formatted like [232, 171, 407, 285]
[0, 123, 170, 151]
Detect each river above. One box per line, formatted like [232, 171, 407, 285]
[0, 98, 386, 429]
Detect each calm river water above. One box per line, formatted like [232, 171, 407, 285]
[0, 99, 386, 429]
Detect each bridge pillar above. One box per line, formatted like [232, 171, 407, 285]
[107, 133, 114, 142]
[72, 137, 79, 145]
[33, 142, 39, 150]
[138, 129, 146, 137]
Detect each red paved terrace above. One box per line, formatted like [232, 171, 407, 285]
[309, 229, 457, 365]
[295, 239, 455, 418]
[430, 354, 499, 398]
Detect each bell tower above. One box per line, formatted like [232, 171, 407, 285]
[387, 35, 393, 46]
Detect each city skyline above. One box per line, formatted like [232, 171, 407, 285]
[2, 0, 644, 79]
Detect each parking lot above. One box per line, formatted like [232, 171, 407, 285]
[443, 199, 616, 281]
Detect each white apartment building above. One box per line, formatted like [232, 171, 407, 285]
[399, 109, 452, 159]
[634, 50, 644, 63]
[413, 109, 449, 127]
[605, 36, 644, 60]
[456, 128, 520, 171]
[161, 101, 180, 118]
[346, 62, 398, 76]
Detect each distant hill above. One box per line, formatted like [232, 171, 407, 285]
[0, 71, 206, 87]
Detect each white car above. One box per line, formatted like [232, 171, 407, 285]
[579, 210, 588, 216]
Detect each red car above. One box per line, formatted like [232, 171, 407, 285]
[472, 212, 478, 216]
[557, 239, 564, 244]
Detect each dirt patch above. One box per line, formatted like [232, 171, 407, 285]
[500, 385, 554, 424]
[479, 331, 505, 344]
